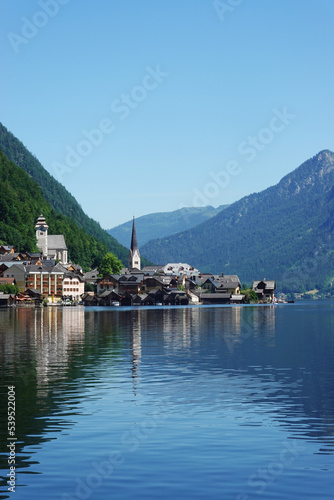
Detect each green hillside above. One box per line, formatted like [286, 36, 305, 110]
[108, 205, 228, 248]
[142, 151, 334, 293]
[0, 122, 128, 264]
[0, 149, 114, 270]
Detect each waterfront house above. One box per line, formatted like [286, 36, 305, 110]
[0, 293, 16, 307]
[118, 275, 143, 294]
[97, 274, 119, 294]
[253, 280, 276, 302]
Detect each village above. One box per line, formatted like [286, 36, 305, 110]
[0, 214, 276, 307]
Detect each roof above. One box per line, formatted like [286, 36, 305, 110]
[64, 272, 85, 282]
[99, 290, 114, 298]
[0, 253, 21, 261]
[3, 263, 26, 271]
[201, 293, 231, 299]
[253, 280, 276, 289]
[35, 214, 49, 229]
[141, 265, 164, 273]
[231, 294, 244, 301]
[84, 269, 99, 280]
[130, 216, 139, 251]
[217, 281, 240, 289]
[0, 278, 15, 285]
[0, 245, 14, 251]
[25, 264, 65, 274]
[47, 235, 67, 250]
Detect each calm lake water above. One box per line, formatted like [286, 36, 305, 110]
[0, 302, 334, 499]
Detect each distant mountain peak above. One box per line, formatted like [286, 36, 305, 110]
[141, 150, 334, 292]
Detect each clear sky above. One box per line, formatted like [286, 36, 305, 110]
[1, 0, 334, 229]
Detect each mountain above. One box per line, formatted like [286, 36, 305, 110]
[107, 205, 228, 248]
[0, 122, 129, 265]
[141, 151, 334, 292]
[0, 149, 115, 269]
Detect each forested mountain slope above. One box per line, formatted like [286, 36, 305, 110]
[108, 205, 228, 247]
[141, 151, 334, 292]
[0, 150, 112, 270]
[0, 123, 129, 264]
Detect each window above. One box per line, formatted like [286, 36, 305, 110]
[40, 232, 44, 236]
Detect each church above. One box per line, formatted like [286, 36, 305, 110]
[35, 214, 68, 264]
[128, 216, 141, 271]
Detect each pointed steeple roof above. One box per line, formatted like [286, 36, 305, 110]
[130, 215, 139, 252]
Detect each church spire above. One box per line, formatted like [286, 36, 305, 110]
[130, 215, 138, 252]
[128, 215, 141, 270]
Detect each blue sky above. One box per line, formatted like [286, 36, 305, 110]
[1, 0, 334, 228]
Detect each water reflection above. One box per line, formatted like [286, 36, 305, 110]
[0, 304, 333, 499]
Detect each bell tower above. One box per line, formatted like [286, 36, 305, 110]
[128, 216, 141, 270]
[35, 214, 49, 258]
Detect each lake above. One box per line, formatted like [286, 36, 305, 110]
[0, 302, 334, 499]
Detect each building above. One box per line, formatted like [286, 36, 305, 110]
[128, 216, 141, 271]
[35, 214, 68, 264]
[25, 264, 65, 302]
[161, 263, 200, 277]
[253, 280, 276, 302]
[2, 263, 27, 292]
[0, 245, 15, 255]
[62, 272, 85, 300]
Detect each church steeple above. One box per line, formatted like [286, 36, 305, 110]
[128, 215, 141, 270]
[35, 213, 49, 258]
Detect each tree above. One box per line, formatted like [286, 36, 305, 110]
[0, 283, 20, 295]
[241, 287, 259, 304]
[98, 252, 123, 276]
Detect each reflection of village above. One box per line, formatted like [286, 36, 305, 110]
[1, 305, 277, 388]
[1, 304, 334, 458]
[0, 215, 276, 307]
[1, 307, 85, 388]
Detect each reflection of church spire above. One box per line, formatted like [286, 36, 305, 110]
[128, 215, 141, 270]
[131, 310, 142, 395]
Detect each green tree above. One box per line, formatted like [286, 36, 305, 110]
[84, 283, 95, 292]
[98, 252, 123, 276]
[0, 284, 20, 294]
[241, 287, 259, 304]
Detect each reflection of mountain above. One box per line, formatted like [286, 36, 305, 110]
[0, 304, 333, 498]
[108, 305, 334, 455]
[0, 307, 123, 497]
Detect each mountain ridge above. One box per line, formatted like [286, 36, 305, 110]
[0, 122, 129, 265]
[141, 150, 334, 292]
[107, 205, 229, 248]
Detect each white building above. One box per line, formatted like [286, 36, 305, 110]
[62, 273, 85, 300]
[162, 263, 200, 277]
[35, 214, 68, 264]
